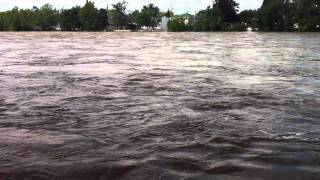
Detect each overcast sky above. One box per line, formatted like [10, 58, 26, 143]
[0, 0, 263, 14]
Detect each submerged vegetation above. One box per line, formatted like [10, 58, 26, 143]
[0, 0, 319, 32]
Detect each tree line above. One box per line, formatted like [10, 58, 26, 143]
[168, 0, 320, 32]
[256, 0, 320, 31]
[0, 1, 162, 31]
[0, 0, 319, 32]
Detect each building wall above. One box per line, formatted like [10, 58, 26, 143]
[161, 16, 169, 31]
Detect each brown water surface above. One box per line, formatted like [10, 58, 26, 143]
[0, 32, 320, 180]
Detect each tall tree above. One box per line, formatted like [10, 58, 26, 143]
[4, 7, 36, 31]
[239, 10, 259, 29]
[110, 1, 128, 29]
[216, 0, 239, 23]
[138, 4, 160, 29]
[259, 0, 297, 31]
[9, 7, 23, 31]
[259, 0, 284, 31]
[164, 9, 174, 17]
[0, 12, 8, 30]
[80, 1, 100, 31]
[128, 10, 140, 25]
[60, 6, 82, 31]
[98, 8, 108, 30]
[36, 4, 59, 31]
[294, 0, 320, 31]
[194, 4, 224, 31]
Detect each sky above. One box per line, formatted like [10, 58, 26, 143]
[0, 0, 263, 14]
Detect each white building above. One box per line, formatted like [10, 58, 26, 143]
[160, 16, 170, 31]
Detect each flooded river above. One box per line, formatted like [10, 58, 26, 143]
[0, 32, 320, 180]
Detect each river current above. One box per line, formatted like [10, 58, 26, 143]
[0, 32, 320, 180]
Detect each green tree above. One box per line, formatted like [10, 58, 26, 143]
[194, 5, 224, 31]
[239, 10, 259, 30]
[0, 12, 8, 30]
[294, 0, 320, 31]
[138, 4, 160, 29]
[128, 10, 140, 25]
[60, 6, 82, 31]
[217, 0, 239, 23]
[98, 8, 108, 30]
[36, 4, 59, 31]
[3, 7, 35, 31]
[8, 7, 22, 31]
[168, 19, 192, 32]
[80, 1, 100, 31]
[259, 0, 295, 31]
[18, 9, 34, 30]
[259, 0, 282, 31]
[110, 1, 128, 29]
[164, 9, 174, 17]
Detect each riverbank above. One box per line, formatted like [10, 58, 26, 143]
[1, 1, 319, 32]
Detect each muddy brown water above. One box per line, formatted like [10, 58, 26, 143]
[0, 32, 320, 180]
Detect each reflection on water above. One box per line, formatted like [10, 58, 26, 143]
[0, 32, 320, 180]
